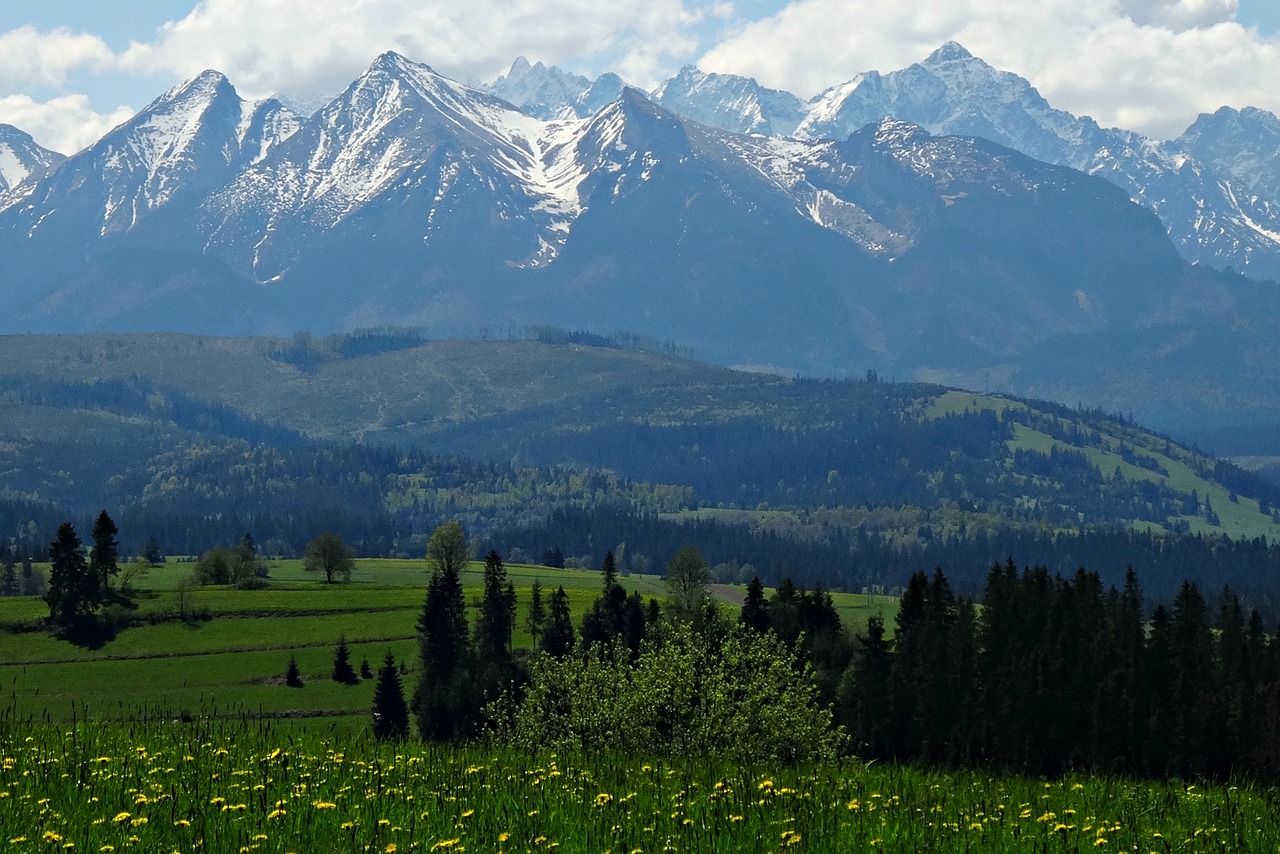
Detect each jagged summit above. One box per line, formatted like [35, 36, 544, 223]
[924, 41, 975, 64]
[653, 65, 804, 136]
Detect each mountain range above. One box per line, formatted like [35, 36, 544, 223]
[2, 47, 1280, 443]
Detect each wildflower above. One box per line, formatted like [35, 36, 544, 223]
[113, 812, 131, 824]
[498, 833, 510, 843]
[312, 801, 337, 810]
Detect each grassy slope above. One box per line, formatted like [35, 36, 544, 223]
[927, 390, 1280, 540]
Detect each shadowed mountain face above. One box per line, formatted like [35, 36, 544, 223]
[1, 51, 1279, 438]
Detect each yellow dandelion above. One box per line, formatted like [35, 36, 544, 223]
[498, 833, 510, 843]
[112, 812, 131, 823]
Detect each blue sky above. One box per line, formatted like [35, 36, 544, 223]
[4, 0, 1280, 153]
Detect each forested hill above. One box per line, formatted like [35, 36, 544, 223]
[0, 332, 1277, 600]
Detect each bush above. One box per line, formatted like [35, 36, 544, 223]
[490, 622, 841, 764]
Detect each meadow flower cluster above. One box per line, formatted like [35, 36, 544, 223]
[2, 721, 1279, 852]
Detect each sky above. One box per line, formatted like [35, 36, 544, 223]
[3, 0, 1280, 154]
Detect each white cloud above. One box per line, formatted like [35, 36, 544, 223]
[1119, 0, 1238, 30]
[117, 0, 710, 102]
[0, 94, 134, 154]
[697, 0, 1280, 139]
[0, 25, 115, 88]
[4, 0, 1280, 149]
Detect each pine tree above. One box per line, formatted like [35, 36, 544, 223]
[142, 535, 164, 566]
[89, 511, 120, 607]
[46, 522, 92, 630]
[540, 586, 575, 658]
[837, 614, 891, 759]
[0, 550, 17, 597]
[414, 522, 474, 740]
[285, 655, 303, 687]
[740, 576, 770, 632]
[372, 651, 410, 740]
[474, 550, 516, 702]
[332, 635, 358, 684]
[526, 580, 547, 642]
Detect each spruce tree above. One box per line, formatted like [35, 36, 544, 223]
[0, 550, 16, 597]
[837, 614, 891, 759]
[89, 511, 120, 606]
[332, 635, 358, 684]
[46, 522, 92, 631]
[540, 586, 575, 658]
[474, 550, 516, 702]
[414, 522, 474, 740]
[372, 651, 410, 740]
[526, 579, 546, 642]
[285, 655, 303, 687]
[360, 657, 373, 680]
[739, 576, 770, 632]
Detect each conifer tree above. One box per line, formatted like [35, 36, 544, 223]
[540, 586, 575, 658]
[46, 522, 92, 630]
[332, 635, 358, 684]
[372, 651, 410, 740]
[740, 576, 769, 632]
[89, 511, 120, 606]
[474, 550, 517, 702]
[361, 657, 373, 680]
[285, 655, 303, 687]
[414, 521, 474, 740]
[0, 550, 16, 597]
[837, 614, 891, 758]
[526, 580, 547, 642]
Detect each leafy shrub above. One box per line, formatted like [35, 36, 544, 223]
[490, 622, 840, 764]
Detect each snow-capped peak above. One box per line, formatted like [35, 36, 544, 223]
[923, 41, 975, 65]
[0, 124, 65, 196]
[652, 65, 804, 137]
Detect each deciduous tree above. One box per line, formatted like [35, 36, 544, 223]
[304, 531, 355, 584]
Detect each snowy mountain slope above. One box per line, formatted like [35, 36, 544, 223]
[0, 124, 64, 195]
[200, 52, 607, 284]
[653, 66, 805, 136]
[487, 58, 625, 120]
[792, 43, 1280, 282]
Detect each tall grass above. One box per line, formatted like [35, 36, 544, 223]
[2, 717, 1278, 852]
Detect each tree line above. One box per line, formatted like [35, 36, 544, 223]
[838, 562, 1280, 779]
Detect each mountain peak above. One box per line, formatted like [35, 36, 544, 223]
[924, 41, 975, 64]
[370, 50, 439, 78]
[508, 56, 533, 76]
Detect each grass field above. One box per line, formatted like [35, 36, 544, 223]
[0, 559, 668, 727]
[2, 719, 1276, 853]
[0, 559, 891, 728]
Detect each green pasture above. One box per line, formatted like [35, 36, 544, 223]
[0, 559, 665, 724]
